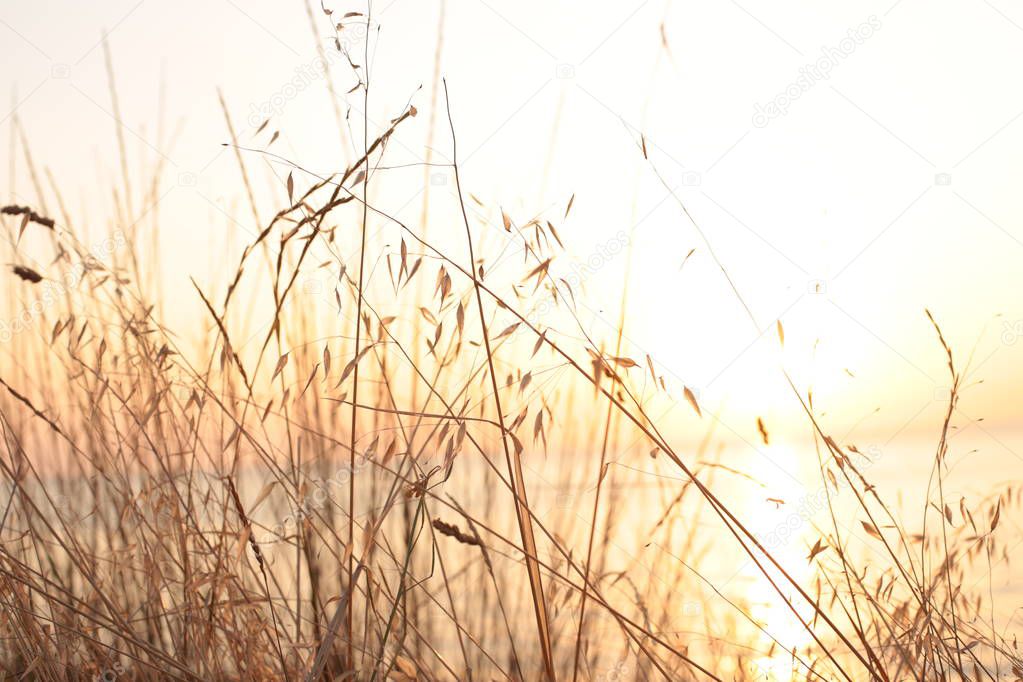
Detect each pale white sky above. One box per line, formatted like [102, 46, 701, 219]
[2, 0, 1023, 446]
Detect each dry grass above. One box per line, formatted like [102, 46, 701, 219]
[0, 6, 1020, 681]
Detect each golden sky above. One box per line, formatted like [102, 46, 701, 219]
[2, 0, 1023, 444]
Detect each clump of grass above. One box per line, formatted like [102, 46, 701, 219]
[0, 5, 1020, 682]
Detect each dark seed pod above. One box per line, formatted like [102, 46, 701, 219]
[12, 266, 43, 283]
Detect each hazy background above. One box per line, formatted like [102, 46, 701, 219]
[1, 4, 1022, 672]
[2, 0, 1022, 461]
